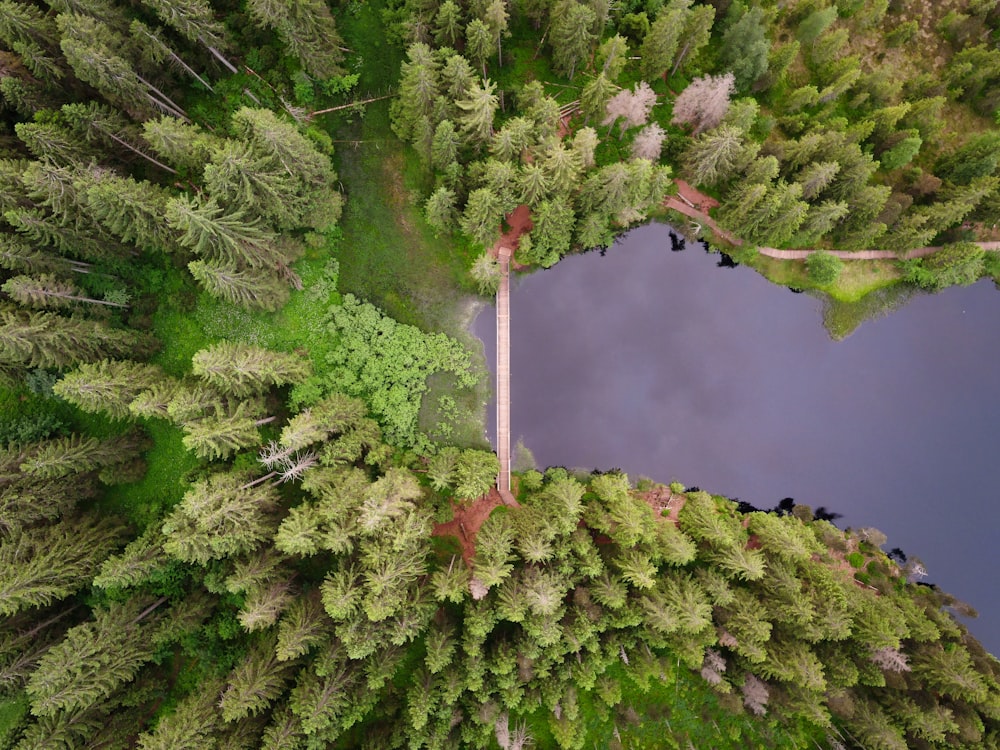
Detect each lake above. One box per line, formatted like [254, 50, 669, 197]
[472, 222, 1000, 654]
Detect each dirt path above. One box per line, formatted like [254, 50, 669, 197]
[664, 192, 1000, 260]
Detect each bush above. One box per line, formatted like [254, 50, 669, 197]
[805, 250, 844, 285]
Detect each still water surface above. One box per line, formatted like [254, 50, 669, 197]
[472, 223, 1000, 653]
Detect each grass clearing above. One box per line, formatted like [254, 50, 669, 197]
[0, 693, 27, 741]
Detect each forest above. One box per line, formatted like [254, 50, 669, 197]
[2, 0, 1000, 748]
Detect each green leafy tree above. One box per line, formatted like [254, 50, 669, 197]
[805, 250, 843, 286]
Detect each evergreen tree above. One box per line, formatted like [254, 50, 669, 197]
[53, 360, 167, 419]
[720, 6, 771, 92]
[26, 597, 165, 718]
[0, 513, 124, 617]
[220, 632, 299, 722]
[460, 187, 504, 247]
[192, 342, 311, 397]
[188, 260, 291, 311]
[136, 678, 225, 750]
[166, 195, 285, 268]
[672, 4, 715, 76]
[639, 6, 684, 82]
[20, 430, 149, 480]
[162, 470, 279, 564]
[246, 0, 344, 78]
[2, 274, 126, 311]
[180, 402, 265, 461]
[550, 0, 596, 80]
[456, 78, 499, 144]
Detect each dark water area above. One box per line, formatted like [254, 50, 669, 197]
[472, 223, 1000, 654]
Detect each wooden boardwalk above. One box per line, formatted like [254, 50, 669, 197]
[496, 247, 513, 503]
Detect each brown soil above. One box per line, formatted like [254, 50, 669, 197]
[635, 485, 686, 526]
[432, 488, 512, 565]
[490, 204, 534, 269]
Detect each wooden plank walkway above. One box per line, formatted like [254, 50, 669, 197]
[496, 247, 513, 503]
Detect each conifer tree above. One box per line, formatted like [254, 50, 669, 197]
[166, 195, 285, 268]
[2, 274, 126, 311]
[136, 678, 225, 750]
[220, 632, 299, 722]
[188, 259, 291, 311]
[20, 430, 149, 479]
[639, 6, 684, 81]
[456, 78, 499, 144]
[460, 188, 504, 247]
[53, 360, 167, 419]
[162, 470, 279, 564]
[246, 0, 345, 79]
[192, 342, 311, 397]
[142, 116, 220, 172]
[550, 0, 596, 80]
[0, 513, 124, 617]
[180, 402, 265, 461]
[26, 597, 165, 718]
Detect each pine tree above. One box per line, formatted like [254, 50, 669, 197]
[26, 597, 165, 718]
[82, 169, 179, 253]
[0, 513, 124, 617]
[20, 430, 149, 479]
[424, 186, 459, 235]
[580, 72, 617, 124]
[276, 592, 333, 661]
[162, 470, 279, 564]
[53, 360, 167, 419]
[93, 526, 168, 591]
[142, 116, 220, 172]
[192, 342, 311, 397]
[682, 125, 756, 187]
[672, 4, 715, 76]
[639, 6, 684, 81]
[466, 19, 493, 79]
[180, 402, 265, 461]
[188, 260, 291, 311]
[136, 678, 225, 750]
[220, 632, 300, 722]
[489, 117, 532, 162]
[550, 1, 596, 80]
[203, 139, 301, 230]
[2, 274, 126, 311]
[166, 195, 283, 268]
[460, 188, 504, 247]
[246, 0, 344, 78]
[456, 78, 499, 144]
[140, 0, 228, 48]
[434, 1, 463, 47]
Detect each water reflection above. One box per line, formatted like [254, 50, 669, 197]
[472, 222, 1000, 653]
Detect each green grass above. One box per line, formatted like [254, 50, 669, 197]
[0, 693, 27, 742]
[97, 418, 201, 527]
